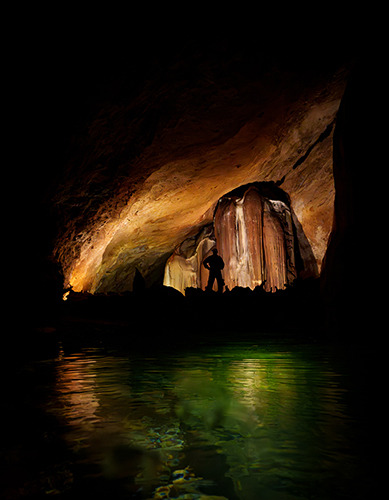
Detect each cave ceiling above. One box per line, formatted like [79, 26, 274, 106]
[51, 39, 352, 293]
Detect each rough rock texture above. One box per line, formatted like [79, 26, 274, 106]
[51, 46, 350, 293]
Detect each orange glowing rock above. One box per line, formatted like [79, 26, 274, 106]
[262, 199, 296, 292]
[215, 186, 266, 290]
[164, 184, 298, 294]
[163, 225, 216, 293]
[53, 54, 347, 293]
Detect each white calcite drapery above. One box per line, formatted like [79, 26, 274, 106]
[163, 225, 216, 293]
[164, 185, 297, 294]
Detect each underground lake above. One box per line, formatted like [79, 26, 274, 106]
[2, 335, 379, 499]
[19, 26, 381, 500]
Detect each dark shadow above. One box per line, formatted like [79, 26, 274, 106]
[290, 208, 319, 279]
[133, 268, 146, 293]
[221, 181, 291, 205]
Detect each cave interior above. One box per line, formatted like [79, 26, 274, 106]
[25, 30, 376, 341]
[4, 17, 385, 500]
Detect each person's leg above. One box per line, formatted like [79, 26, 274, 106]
[216, 273, 224, 293]
[206, 273, 215, 291]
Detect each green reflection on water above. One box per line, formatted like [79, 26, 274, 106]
[52, 342, 364, 499]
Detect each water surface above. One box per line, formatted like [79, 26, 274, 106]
[3, 337, 377, 499]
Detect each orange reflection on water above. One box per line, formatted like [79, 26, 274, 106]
[55, 349, 100, 428]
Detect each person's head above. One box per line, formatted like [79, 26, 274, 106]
[212, 248, 218, 254]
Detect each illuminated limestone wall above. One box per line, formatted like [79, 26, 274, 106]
[52, 46, 347, 294]
[164, 185, 297, 294]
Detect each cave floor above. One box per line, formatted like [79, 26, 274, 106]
[52, 282, 324, 345]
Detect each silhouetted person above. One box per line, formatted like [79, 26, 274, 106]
[203, 248, 225, 293]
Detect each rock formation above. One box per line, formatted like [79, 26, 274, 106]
[47, 41, 351, 294]
[164, 184, 301, 294]
[215, 187, 265, 290]
[262, 200, 296, 292]
[164, 225, 216, 294]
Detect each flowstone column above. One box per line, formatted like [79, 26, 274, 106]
[214, 185, 296, 291]
[214, 186, 265, 290]
[164, 184, 298, 294]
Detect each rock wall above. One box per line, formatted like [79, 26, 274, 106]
[50, 43, 350, 294]
[320, 57, 374, 333]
